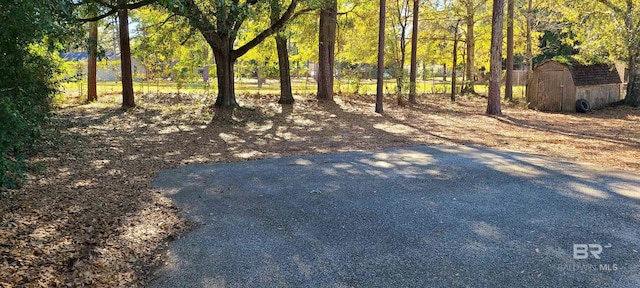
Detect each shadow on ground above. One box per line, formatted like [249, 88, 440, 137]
[151, 145, 640, 288]
[2, 92, 639, 286]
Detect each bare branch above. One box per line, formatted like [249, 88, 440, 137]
[180, 29, 198, 46]
[232, 0, 299, 59]
[337, 5, 357, 16]
[76, 0, 156, 22]
[595, 0, 624, 14]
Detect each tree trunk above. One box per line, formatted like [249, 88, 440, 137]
[118, 4, 135, 108]
[624, 2, 639, 106]
[505, 0, 514, 101]
[626, 56, 640, 106]
[213, 45, 239, 108]
[525, 0, 533, 86]
[317, 2, 337, 101]
[443, 63, 447, 82]
[422, 60, 427, 81]
[376, 0, 386, 114]
[270, 0, 294, 104]
[395, 6, 409, 99]
[202, 44, 210, 83]
[487, 0, 504, 115]
[87, 20, 98, 103]
[276, 34, 294, 104]
[464, 7, 476, 93]
[397, 29, 407, 97]
[409, 0, 419, 104]
[451, 20, 460, 102]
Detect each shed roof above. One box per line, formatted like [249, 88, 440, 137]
[568, 64, 621, 86]
[535, 60, 621, 86]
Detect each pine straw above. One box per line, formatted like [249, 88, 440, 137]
[1, 92, 639, 286]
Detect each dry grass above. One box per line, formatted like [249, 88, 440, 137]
[1, 91, 639, 286]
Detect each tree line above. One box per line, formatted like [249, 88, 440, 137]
[70, 0, 640, 108]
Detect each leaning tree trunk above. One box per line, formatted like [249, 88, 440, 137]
[317, 2, 337, 101]
[87, 20, 98, 103]
[118, 4, 135, 108]
[486, 0, 504, 115]
[276, 35, 294, 104]
[213, 44, 239, 108]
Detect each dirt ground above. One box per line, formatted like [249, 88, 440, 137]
[1, 92, 639, 287]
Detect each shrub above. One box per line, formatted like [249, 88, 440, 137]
[0, 0, 76, 188]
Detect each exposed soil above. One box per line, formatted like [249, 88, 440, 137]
[1, 92, 639, 287]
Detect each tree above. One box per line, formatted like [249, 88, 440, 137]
[376, 0, 386, 113]
[118, 0, 135, 108]
[164, 0, 304, 108]
[74, 1, 156, 108]
[486, 0, 503, 115]
[522, 0, 564, 80]
[451, 19, 460, 102]
[335, 1, 380, 69]
[76, 3, 102, 102]
[455, 0, 489, 94]
[417, 1, 457, 86]
[132, 6, 210, 91]
[564, 0, 640, 106]
[525, 0, 533, 82]
[88, 19, 98, 102]
[317, 0, 338, 101]
[505, 0, 514, 101]
[132, 7, 182, 85]
[389, 0, 411, 98]
[409, 0, 419, 104]
[271, 0, 295, 104]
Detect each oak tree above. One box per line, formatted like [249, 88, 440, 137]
[162, 0, 305, 108]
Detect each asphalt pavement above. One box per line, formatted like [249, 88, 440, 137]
[150, 145, 640, 287]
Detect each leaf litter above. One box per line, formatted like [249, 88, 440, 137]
[1, 92, 638, 286]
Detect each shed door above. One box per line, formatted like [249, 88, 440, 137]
[537, 71, 565, 111]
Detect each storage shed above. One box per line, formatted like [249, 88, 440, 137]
[526, 60, 623, 112]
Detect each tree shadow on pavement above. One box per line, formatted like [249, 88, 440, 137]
[151, 145, 640, 287]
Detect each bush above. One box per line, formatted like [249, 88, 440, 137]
[0, 0, 76, 188]
[0, 51, 56, 188]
